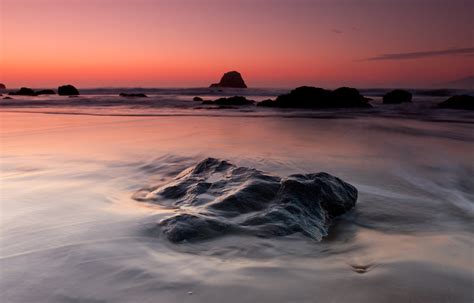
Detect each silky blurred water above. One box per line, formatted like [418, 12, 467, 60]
[0, 94, 473, 302]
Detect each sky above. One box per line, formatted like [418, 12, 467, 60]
[1, 0, 473, 88]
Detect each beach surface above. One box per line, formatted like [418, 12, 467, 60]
[1, 92, 473, 302]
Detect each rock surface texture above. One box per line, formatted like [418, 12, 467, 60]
[135, 158, 358, 243]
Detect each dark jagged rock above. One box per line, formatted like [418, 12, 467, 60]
[193, 96, 203, 101]
[438, 95, 474, 110]
[258, 86, 371, 108]
[257, 99, 275, 107]
[58, 85, 80, 96]
[9, 87, 37, 96]
[206, 96, 255, 106]
[136, 158, 357, 243]
[36, 89, 56, 95]
[119, 93, 148, 98]
[383, 89, 412, 104]
[210, 71, 248, 88]
[0, 83, 5, 90]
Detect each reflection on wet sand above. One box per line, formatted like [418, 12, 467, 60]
[1, 112, 473, 302]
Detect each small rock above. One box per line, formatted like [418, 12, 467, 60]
[119, 93, 148, 98]
[9, 87, 36, 96]
[58, 84, 80, 96]
[438, 95, 473, 110]
[36, 89, 56, 95]
[193, 96, 203, 101]
[383, 89, 412, 104]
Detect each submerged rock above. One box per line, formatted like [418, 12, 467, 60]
[438, 95, 474, 110]
[3, 96, 12, 99]
[257, 86, 372, 108]
[119, 93, 148, 98]
[58, 85, 80, 96]
[9, 87, 36, 96]
[204, 96, 255, 106]
[383, 89, 412, 104]
[36, 89, 56, 95]
[210, 71, 248, 88]
[136, 158, 357, 243]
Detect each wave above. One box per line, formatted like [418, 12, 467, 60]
[134, 158, 357, 242]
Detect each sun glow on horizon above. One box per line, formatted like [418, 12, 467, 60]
[1, 0, 473, 88]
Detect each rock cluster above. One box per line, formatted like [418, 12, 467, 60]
[257, 86, 372, 108]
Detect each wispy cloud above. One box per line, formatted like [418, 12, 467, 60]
[366, 47, 474, 61]
[331, 29, 343, 34]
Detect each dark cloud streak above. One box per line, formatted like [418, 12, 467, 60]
[366, 47, 474, 61]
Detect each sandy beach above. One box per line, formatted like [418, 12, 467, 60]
[1, 104, 472, 302]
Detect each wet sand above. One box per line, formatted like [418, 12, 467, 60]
[1, 111, 473, 302]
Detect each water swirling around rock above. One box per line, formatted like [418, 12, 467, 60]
[134, 158, 358, 243]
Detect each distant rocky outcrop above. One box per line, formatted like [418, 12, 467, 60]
[257, 86, 372, 108]
[0, 83, 6, 90]
[438, 95, 473, 110]
[210, 71, 248, 88]
[136, 158, 358, 243]
[119, 93, 147, 98]
[36, 89, 56, 95]
[383, 89, 412, 104]
[58, 85, 80, 96]
[203, 96, 255, 106]
[9, 87, 37, 96]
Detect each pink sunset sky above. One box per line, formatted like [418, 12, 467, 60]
[0, 0, 473, 88]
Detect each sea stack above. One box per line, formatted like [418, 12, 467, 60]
[58, 85, 80, 96]
[210, 71, 247, 88]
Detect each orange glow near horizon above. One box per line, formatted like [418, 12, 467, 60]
[1, 0, 473, 88]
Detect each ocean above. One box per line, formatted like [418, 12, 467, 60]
[0, 87, 473, 302]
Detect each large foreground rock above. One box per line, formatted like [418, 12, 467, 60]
[135, 158, 357, 243]
[258, 86, 372, 108]
[383, 89, 412, 104]
[58, 85, 80, 96]
[210, 71, 248, 88]
[438, 95, 474, 110]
